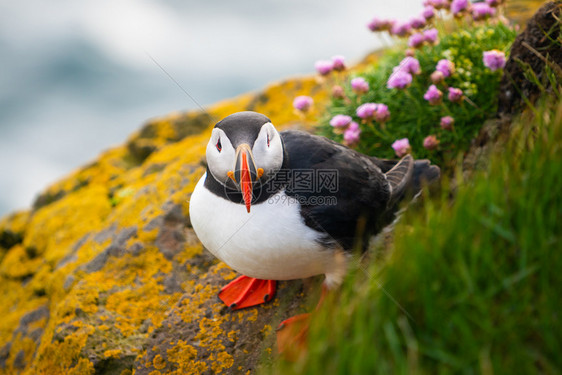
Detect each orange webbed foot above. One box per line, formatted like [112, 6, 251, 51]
[276, 283, 331, 360]
[276, 313, 310, 361]
[218, 275, 276, 310]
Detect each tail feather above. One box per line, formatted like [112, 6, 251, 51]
[371, 156, 440, 193]
[412, 159, 440, 192]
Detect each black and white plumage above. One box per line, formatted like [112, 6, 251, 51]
[189, 111, 439, 291]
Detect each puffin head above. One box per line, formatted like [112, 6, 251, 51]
[206, 111, 284, 213]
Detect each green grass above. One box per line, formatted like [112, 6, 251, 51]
[272, 93, 562, 373]
[319, 21, 517, 165]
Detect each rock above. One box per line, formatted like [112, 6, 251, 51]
[0, 76, 326, 374]
[498, 1, 562, 115]
[466, 1, 561, 177]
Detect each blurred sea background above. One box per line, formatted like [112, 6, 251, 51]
[0, 0, 425, 216]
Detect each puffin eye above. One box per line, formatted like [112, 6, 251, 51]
[216, 138, 222, 152]
[267, 134, 270, 148]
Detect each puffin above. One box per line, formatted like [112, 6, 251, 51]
[189, 111, 439, 343]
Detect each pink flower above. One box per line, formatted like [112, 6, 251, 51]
[424, 84, 443, 105]
[472, 2, 496, 20]
[392, 138, 411, 157]
[374, 104, 391, 123]
[332, 55, 346, 72]
[483, 50, 506, 71]
[315, 60, 333, 76]
[425, 0, 448, 9]
[330, 114, 353, 128]
[293, 96, 313, 112]
[367, 18, 391, 32]
[390, 21, 411, 37]
[409, 16, 426, 29]
[436, 59, 455, 77]
[451, 0, 470, 16]
[397, 57, 422, 75]
[423, 135, 440, 150]
[423, 28, 439, 44]
[422, 6, 436, 20]
[485, 0, 502, 7]
[343, 122, 361, 146]
[331, 85, 345, 99]
[356, 103, 391, 123]
[387, 70, 413, 89]
[440, 116, 455, 130]
[356, 103, 377, 120]
[448, 87, 463, 103]
[408, 33, 425, 48]
[430, 70, 445, 84]
[351, 77, 369, 94]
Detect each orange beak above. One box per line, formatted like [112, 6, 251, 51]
[228, 144, 263, 213]
[240, 151, 252, 213]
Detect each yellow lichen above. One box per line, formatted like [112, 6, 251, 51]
[0, 244, 43, 279]
[67, 358, 95, 375]
[104, 349, 122, 358]
[211, 351, 234, 374]
[166, 340, 198, 364]
[4, 334, 35, 373]
[34, 325, 94, 374]
[152, 354, 166, 370]
[245, 309, 259, 323]
[174, 244, 203, 265]
[261, 324, 273, 337]
[227, 330, 238, 342]
[0, 210, 29, 249]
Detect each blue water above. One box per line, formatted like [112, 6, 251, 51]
[0, 0, 420, 216]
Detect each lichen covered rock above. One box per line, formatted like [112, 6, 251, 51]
[0, 76, 327, 374]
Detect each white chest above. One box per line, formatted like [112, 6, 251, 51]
[189, 174, 333, 280]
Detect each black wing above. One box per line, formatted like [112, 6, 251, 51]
[281, 130, 395, 251]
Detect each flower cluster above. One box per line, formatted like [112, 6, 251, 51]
[351, 77, 369, 94]
[315, 0, 513, 161]
[472, 2, 496, 20]
[314, 55, 347, 76]
[436, 59, 455, 77]
[293, 96, 313, 113]
[392, 138, 411, 157]
[451, 0, 470, 17]
[483, 49, 506, 71]
[356, 103, 390, 123]
[387, 71, 413, 89]
[424, 85, 443, 105]
[329, 115, 361, 146]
